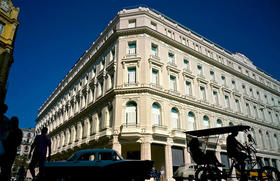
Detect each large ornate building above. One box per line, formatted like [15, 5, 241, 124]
[17, 128, 35, 156]
[35, 7, 280, 180]
[0, 0, 19, 105]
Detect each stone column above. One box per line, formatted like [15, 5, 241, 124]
[165, 138, 174, 181]
[112, 133, 121, 155]
[140, 136, 152, 160]
[184, 147, 191, 164]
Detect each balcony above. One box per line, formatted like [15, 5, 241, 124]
[152, 125, 168, 137]
[120, 124, 142, 136]
[171, 129, 185, 140]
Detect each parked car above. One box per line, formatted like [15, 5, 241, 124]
[173, 163, 196, 181]
[45, 149, 154, 181]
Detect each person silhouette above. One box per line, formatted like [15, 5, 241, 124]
[18, 165, 26, 181]
[226, 131, 248, 180]
[1, 116, 23, 181]
[0, 104, 9, 175]
[28, 127, 51, 181]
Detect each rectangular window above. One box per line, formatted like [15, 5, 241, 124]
[213, 91, 218, 105]
[225, 95, 230, 108]
[254, 106, 258, 118]
[221, 76, 226, 86]
[128, 19, 136, 28]
[264, 95, 268, 103]
[260, 108, 265, 120]
[183, 59, 189, 70]
[249, 88, 253, 97]
[128, 67, 136, 83]
[235, 99, 241, 112]
[168, 53, 175, 64]
[152, 69, 159, 85]
[200, 86, 206, 100]
[232, 80, 236, 89]
[220, 153, 230, 169]
[257, 91, 261, 99]
[264, 158, 270, 166]
[182, 38, 186, 45]
[269, 111, 273, 122]
[197, 65, 202, 76]
[128, 42, 136, 55]
[110, 48, 115, 61]
[210, 71, 215, 81]
[246, 103, 251, 116]
[242, 85, 247, 94]
[170, 76, 176, 91]
[167, 30, 171, 38]
[186, 81, 191, 96]
[151, 44, 158, 56]
[151, 22, 157, 30]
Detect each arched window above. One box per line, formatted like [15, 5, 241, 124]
[187, 112, 195, 131]
[259, 130, 265, 148]
[251, 128, 257, 145]
[65, 129, 70, 146]
[266, 132, 272, 149]
[171, 108, 179, 129]
[216, 119, 222, 127]
[98, 112, 102, 131]
[229, 122, 234, 126]
[273, 134, 279, 150]
[202, 116, 209, 129]
[152, 103, 161, 126]
[126, 102, 137, 125]
[109, 107, 113, 128]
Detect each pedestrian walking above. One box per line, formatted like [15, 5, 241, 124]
[1, 116, 23, 181]
[28, 127, 51, 181]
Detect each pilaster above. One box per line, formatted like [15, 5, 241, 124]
[165, 138, 174, 181]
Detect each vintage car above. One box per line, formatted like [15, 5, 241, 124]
[173, 163, 196, 181]
[45, 149, 154, 181]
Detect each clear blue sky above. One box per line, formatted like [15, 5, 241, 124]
[5, 0, 280, 128]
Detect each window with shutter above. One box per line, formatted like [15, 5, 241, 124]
[152, 103, 160, 125]
[203, 116, 209, 129]
[128, 68, 136, 83]
[186, 81, 191, 96]
[126, 102, 137, 125]
[152, 69, 158, 85]
[200, 87, 205, 100]
[151, 44, 158, 56]
[188, 112, 195, 131]
[128, 43, 136, 54]
[171, 108, 178, 129]
[170, 76, 176, 91]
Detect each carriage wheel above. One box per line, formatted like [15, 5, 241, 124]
[195, 167, 221, 181]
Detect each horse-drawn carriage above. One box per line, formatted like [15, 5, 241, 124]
[175, 125, 280, 181]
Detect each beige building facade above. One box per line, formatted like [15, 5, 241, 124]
[35, 7, 280, 180]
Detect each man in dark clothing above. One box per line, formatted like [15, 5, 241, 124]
[1, 116, 23, 181]
[227, 131, 248, 180]
[18, 165, 26, 181]
[28, 127, 51, 181]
